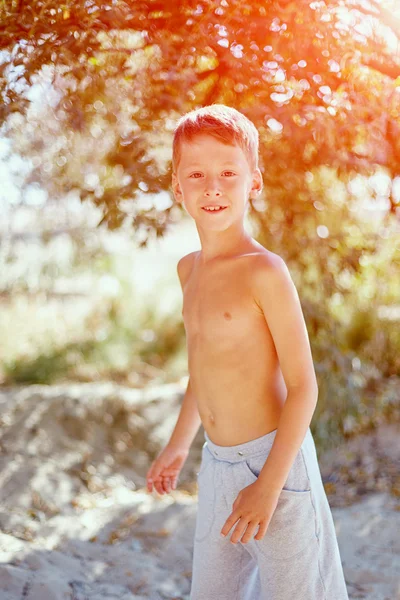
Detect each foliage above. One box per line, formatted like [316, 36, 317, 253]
[2, 297, 186, 385]
[1, 1, 399, 240]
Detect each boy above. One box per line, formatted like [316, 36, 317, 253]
[146, 104, 349, 599]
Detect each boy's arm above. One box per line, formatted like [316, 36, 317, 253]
[252, 253, 319, 492]
[168, 252, 202, 451]
[168, 376, 202, 451]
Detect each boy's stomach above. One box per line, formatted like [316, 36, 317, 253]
[189, 352, 287, 447]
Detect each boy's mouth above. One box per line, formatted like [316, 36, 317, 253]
[201, 205, 228, 213]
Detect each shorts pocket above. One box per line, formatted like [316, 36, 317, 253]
[196, 443, 213, 479]
[241, 451, 317, 559]
[243, 447, 311, 493]
[254, 488, 318, 560]
[194, 448, 216, 543]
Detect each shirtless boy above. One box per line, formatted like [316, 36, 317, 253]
[146, 104, 349, 600]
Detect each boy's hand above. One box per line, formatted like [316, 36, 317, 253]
[146, 445, 189, 495]
[220, 481, 281, 544]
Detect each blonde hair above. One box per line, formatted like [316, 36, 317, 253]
[172, 104, 259, 174]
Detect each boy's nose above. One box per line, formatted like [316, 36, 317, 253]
[204, 188, 222, 196]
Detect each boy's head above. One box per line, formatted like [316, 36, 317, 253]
[172, 104, 260, 175]
[171, 104, 263, 226]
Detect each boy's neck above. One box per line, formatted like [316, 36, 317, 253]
[196, 225, 254, 264]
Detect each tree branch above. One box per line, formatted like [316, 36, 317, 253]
[350, 0, 400, 41]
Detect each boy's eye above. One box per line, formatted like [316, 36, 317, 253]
[189, 171, 236, 178]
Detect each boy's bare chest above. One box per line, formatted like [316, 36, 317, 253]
[182, 266, 262, 342]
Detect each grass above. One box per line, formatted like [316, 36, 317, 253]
[0, 287, 186, 387]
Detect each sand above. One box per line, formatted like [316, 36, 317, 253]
[0, 383, 399, 599]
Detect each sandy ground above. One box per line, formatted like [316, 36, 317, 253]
[0, 382, 399, 600]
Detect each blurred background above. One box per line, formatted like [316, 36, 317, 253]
[0, 1, 399, 599]
[1, 0, 399, 449]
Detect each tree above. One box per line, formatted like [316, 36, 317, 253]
[0, 0, 399, 240]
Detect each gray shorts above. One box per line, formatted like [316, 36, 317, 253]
[190, 427, 349, 600]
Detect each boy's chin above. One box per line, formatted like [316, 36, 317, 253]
[196, 216, 245, 232]
[198, 222, 230, 231]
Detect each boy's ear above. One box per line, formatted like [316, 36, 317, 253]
[249, 167, 263, 199]
[171, 172, 183, 204]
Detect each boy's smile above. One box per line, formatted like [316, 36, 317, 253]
[201, 205, 228, 213]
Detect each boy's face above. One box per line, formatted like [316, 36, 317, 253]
[171, 134, 263, 230]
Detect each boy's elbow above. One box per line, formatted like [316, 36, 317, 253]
[311, 382, 319, 405]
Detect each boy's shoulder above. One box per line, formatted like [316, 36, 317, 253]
[177, 251, 199, 288]
[246, 246, 287, 275]
[176, 247, 290, 288]
[245, 247, 293, 297]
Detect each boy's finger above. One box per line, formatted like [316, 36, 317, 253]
[155, 480, 165, 495]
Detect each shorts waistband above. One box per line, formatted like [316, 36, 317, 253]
[203, 427, 311, 463]
[204, 428, 280, 463]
